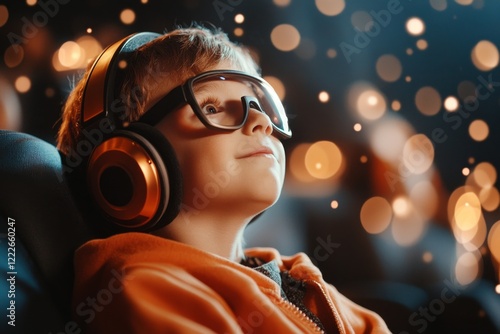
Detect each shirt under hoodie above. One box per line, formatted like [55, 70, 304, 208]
[72, 232, 391, 333]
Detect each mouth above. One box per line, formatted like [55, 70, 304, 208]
[239, 146, 276, 159]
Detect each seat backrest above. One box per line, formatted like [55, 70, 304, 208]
[0, 130, 92, 333]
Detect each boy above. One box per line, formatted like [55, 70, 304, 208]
[57, 25, 390, 333]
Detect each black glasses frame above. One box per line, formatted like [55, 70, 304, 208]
[138, 70, 292, 139]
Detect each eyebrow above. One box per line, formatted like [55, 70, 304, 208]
[192, 81, 224, 94]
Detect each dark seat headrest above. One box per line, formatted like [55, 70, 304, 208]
[0, 130, 92, 317]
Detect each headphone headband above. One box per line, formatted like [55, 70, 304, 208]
[81, 32, 162, 127]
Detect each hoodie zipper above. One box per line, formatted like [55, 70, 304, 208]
[279, 298, 325, 333]
[308, 280, 345, 334]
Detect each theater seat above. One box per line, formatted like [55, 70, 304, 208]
[0, 130, 92, 333]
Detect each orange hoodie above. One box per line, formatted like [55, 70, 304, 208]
[72, 232, 390, 333]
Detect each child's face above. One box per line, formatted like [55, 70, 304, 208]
[154, 63, 286, 218]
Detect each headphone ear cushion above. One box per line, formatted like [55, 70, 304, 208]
[126, 122, 183, 227]
[86, 122, 183, 231]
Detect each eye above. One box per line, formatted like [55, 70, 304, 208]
[199, 97, 224, 115]
[202, 104, 219, 114]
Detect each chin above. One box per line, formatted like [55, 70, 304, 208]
[250, 188, 282, 209]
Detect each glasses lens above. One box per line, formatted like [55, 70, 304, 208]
[191, 75, 246, 127]
[190, 72, 291, 137]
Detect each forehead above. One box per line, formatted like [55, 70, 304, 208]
[192, 78, 255, 96]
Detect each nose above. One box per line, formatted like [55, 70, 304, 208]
[241, 96, 273, 137]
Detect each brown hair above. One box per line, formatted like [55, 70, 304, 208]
[57, 25, 260, 155]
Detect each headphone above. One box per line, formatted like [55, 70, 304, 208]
[80, 32, 183, 232]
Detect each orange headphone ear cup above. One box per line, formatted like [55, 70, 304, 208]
[86, 122, 182, 231]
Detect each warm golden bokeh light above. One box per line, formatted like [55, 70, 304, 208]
[289, 143, 316, 183]
[406, 17, 425, 36]
[270, 24, 301, 52]
[318, 91, 330, 103]
[315, 0, 345, 16]
[294, 38, 317, 60]
[392, 196, 411, 218]
[392, 209, 426, 246]
[454, 192, 482, 231]
[52, 35, 102, 71]
[0, 5, 8, 27]
[0, 78, 22, 130]
[234, 13, 245, 24]
[488, 221, 500, 262]
[402, 134, 434, 175]
[351, 11, 373, 32]
[415, 86, 441, 116]
[455, 0, 474, 5]
[444, 96, 459, 112]
[471, 40, 499, 71]
[263, 76, 286, 101]
[326, 48, 337, 58]
[369, 116, 412, 163]
[360, 196, 392, 234]
[479, 186, 500, 212]
[409, 181, 439, 219]
[469, 217, 487, 251]
[330, 200, 339, 209]
[473, 162, 497, 188]
[468, 119, 489, 142]
[353, 123, 362, 132]
[77, 35, 102, 62]
[462, 167, 470, 176]
[422, 251, 433, 263]
[14, 76, 31, 93]
[273, 0, 291, 7]
[120, 8, 136, 25]
[455, 251, 480, 285]
[58, 41, 82, 68]
[233, 27, 244, 37]
[416, 39, 428, 50]
[430, 0, 447, 11]
[391, 100, 401, 111]
[304, 141, 343, 179]
[376, 54, 402, 82]
[4, 45, 24, 68]
[448, 186, 485, 247]
[355, 88, 387, 120]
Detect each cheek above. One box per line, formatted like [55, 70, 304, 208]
[175, 140, 230, 186]
[273, 142, 287, 180]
